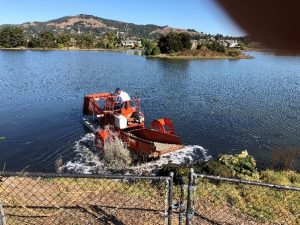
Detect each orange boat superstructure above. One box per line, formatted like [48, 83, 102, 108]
[83, 92, 182, 159]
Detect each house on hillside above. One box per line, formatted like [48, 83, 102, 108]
[122, 40, 142, 47]
[219, 39, 239, 48]
[191, 39, 209, 49]
[191, 40, 198, 49]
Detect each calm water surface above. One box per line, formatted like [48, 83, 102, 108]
[0, 50, 299, 171]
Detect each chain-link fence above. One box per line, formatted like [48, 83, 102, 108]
[0, 171, 299, 225]
[187, 171, 300, 225]
[0, 172, 174, 225]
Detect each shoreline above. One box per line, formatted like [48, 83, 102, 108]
[0, 47, 142, 52]
[147, 50, 254, 60]
[0, 47, 254, 59]
[147, 54, 253, 60]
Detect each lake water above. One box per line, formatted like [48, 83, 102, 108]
[0, 50, 299, 172]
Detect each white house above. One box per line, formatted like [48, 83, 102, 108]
[122, 40, 142, 47]
[191, 40, 198, 49]
[220, 40, 239, 48]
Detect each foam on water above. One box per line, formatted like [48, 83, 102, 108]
[63, 133, 211, 174]
[131, 145, 211, 173]
[63, 133, 105, 174]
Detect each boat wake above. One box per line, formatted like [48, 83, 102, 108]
[62, 133, 104, 174]
[63, 133, 211, 174]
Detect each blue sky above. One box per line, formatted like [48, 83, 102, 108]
[0, 0, 245, 36]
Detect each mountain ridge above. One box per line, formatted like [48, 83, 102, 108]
[1, 14, 202, 39]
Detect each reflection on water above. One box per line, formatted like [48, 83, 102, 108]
[122, 49, 143, 56]
[0, 50, 299, 172]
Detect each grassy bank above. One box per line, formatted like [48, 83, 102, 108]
[160, 150, 300, 224]
[194, 177, 299, 224]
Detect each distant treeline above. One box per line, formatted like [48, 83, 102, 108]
[0, 26, 125, 49]
[0, 26, 247, 58]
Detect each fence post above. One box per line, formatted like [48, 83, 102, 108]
[168, 172, 174, 225]
[179, 177, 185, 225]
[186, 168, 194, 225]
[0, 204, 6, 225]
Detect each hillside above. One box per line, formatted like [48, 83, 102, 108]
[1, 14, 202, 39]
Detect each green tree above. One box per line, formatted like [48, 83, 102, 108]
[158, 32, 181, 54]
[151, 46, 160, 55]
[106, 31, 116, 48]
[0, 26, 25, 48]
[116, 35, 123, 47]
[95, 37, 107, 48]
[56, 33, 71, 47]
[27, 37, 39, 48]
[158, 32, 191, 54]
[29, 31, 57, 48]
[179, 33, 192, 50]
[215, 33, 224, 40]
[206, 40, 225, 52]
[144, 41, 160, 55]
[140, 38, 146, 47]
[40, 31, 57, 48]
[75, 34, 94, 48]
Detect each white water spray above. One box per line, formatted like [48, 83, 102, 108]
[63, 133, 211, 174]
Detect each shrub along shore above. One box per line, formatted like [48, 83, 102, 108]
[158, 150, 300, 187]
[147, 49, 252, 60]
[157, 150, 300, 224]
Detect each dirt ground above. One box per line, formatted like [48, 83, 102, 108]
[0, 177, 167, 225]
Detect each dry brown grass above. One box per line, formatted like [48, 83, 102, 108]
[48, 17, 106, 29]
[152, 49, 252, 59]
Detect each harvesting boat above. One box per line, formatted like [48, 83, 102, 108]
[82, 92, 182, 159]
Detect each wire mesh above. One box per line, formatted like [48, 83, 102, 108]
[0, 173, 171, 225]
[191, 174, 300, 225]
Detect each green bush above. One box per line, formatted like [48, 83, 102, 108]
[158, 32, 192, 54]
[28, 31, 58, 48]
[194, 160, 233, 177]
[206, 40, 225, 53]
[56, 33, 71, 47]
[218, 150, 260, 180]
[157, 164, 189, 184]
[158, 150, 300, 187]
[57, 44, 65, 49]
[261, 170, 300, 187]
[144, 41, 160, 56]
[75, 34, 94, 49]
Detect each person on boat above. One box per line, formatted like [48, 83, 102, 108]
[115, 88, 131, 109]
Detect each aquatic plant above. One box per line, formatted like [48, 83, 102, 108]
[55, 155, 63, 173]
[103, 137, 132, 170]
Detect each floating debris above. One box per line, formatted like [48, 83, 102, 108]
[0, 137, 6, 141]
